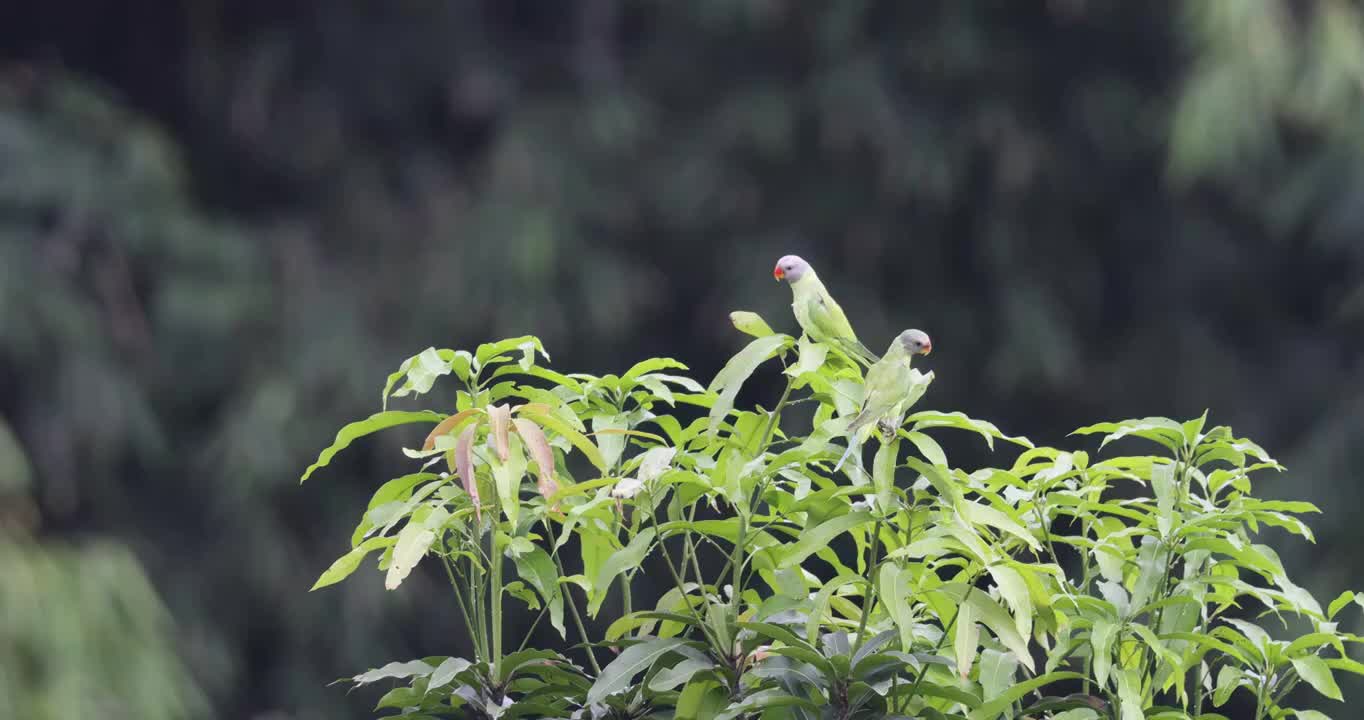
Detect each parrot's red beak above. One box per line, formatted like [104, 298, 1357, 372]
[773, 265, 784, 281]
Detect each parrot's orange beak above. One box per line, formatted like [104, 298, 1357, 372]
[773, 265, 784, 281]
[922, 345, 932, 356]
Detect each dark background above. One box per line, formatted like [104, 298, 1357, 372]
[2, 1, 1363, 718]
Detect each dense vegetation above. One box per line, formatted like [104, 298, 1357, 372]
[304, 320, 1362, 719]
[4, 2, 1364, 717]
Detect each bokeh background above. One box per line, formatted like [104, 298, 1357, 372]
[2, 1, 1363, 718]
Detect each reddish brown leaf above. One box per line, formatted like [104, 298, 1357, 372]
[423, 408, 482, 450]
[455, 425, 481, 522]
[488, 404, 512, 461]
[512, 417, 558, 501]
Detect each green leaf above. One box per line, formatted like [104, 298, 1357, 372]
[904, 430, 948, 466]
[873, 564, 913, 651]
[775, 511, 874, 569]
[1213, 665, 1244, 707]
[977, 649, 1019, 709]
[988, 564, 1034, 640]
[965, 671, 1087, 720]
[490, 435, 526, 526]
[705, 334, 794, 437]
[955, 601, 979, 679]
[676, 678, 729, 720]
[1071, 417, 1183, 453]
[1116, 668, 1144, 720]
[1328, 591, 1360, 620]
[300, 411, 444, 483]
[514, 547, 565, 639]
[729, 310, 776, 338]
[428, 657, 471, 690]
[1292, 655, 1344, 701]
[384, 523, 436, 590]
[809, 572, 866, 646]
[592, 413, 628, 471]
[590, 529, 656, 616]
[908, 411, 1033, 449]
[786, 335, 828, 377]
[959, 499, 1041, 552]
[352, 659, 435, 685]
[311, 536, 396, 591]
[624, 357, 689, 379]
[1091, 618, 1118, 687]
[384, 347, 455, 407]
[586, 637, 687, 704]
[476, 335, 548, 369]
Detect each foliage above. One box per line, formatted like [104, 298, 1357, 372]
[306, 316, 1362, 719]
[0, 536, 208, 719]
[9, 2, 1364, 717]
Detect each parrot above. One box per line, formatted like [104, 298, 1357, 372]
[773, 255, 880, 367]
[834, 329, 933, 473]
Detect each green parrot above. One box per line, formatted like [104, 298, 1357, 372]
[834, 329, 934, 472]
[773, 255, 880, 366]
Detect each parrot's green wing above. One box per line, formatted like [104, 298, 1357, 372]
[834, 343, 914, 472]
[795, 279, 880, 366]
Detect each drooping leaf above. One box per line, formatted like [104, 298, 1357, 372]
[512, 417, 558, 502]
[519, 408, 607, 473]
[300, 411, 444, 483]
[955, 601, 979, 679]
[592, 413, 629, 471]
[488, 404, 512, 461]
[455, 425, 481, 522]
[589, 529, 656, 616]
[514, 547, 565, 639]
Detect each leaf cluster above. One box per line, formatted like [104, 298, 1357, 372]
[303, 316, 1361, 720]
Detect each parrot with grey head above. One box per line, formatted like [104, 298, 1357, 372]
[835, 329, 934, 473]
[773, 255, 880, 367]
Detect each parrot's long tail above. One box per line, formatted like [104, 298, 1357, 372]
[834, 439, 859, 473]
[837, 338, 881, 368]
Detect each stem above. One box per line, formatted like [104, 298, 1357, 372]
[517, 603, 550, 654]
[850, 517, 885, 658]
[553, 552, 603, 674]
[440, 537, 484, 662]
[491, 532, 504, 680]
[901, 573, 982, 712]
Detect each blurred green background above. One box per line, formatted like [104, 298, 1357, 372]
[2, 1, 1363, 717]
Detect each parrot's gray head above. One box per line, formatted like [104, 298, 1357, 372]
[773, 255, 811, 283]
[899, 329, 933, 356]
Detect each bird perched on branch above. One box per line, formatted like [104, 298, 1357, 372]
[773, 254, 880, 367]
[835, 329, 933, 472]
